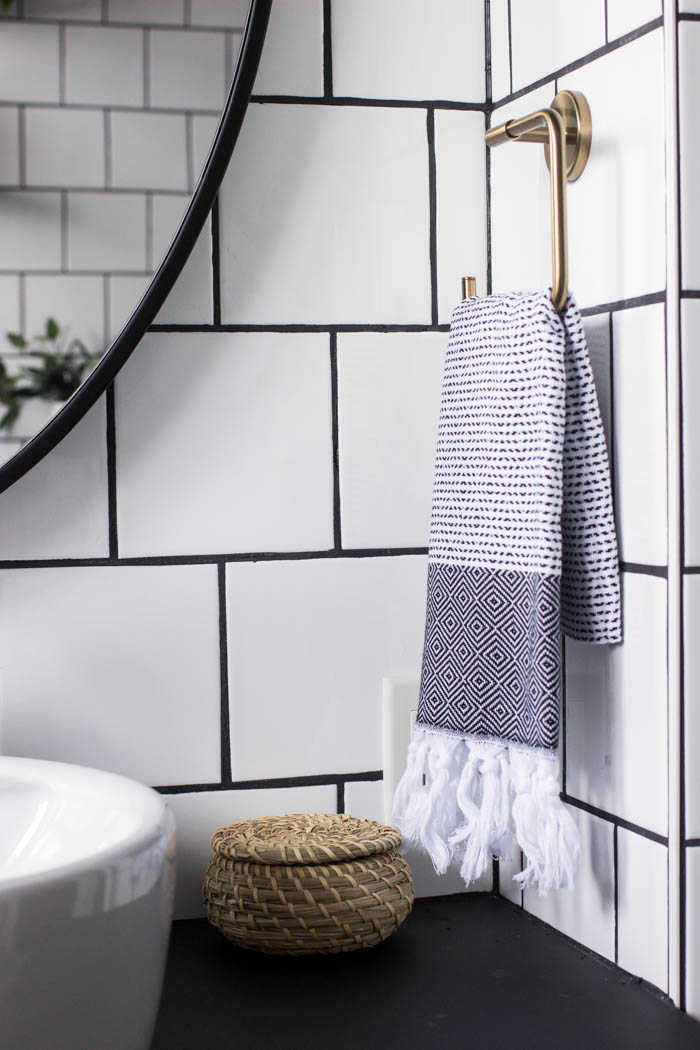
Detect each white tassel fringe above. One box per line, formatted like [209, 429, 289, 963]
[392, 726, 580, 895]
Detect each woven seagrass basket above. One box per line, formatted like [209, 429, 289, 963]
[203, 813, 414, 955]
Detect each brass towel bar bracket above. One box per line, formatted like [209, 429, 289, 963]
[463, 90, 592, 313]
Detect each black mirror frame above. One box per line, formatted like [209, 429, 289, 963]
[0, 0, 272, 496]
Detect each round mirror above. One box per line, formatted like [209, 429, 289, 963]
[0, 0, 270, 489]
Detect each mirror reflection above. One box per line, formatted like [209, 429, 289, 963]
[0, 0, 249, 464]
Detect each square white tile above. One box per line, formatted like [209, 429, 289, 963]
[253, 0, 323, 96]
[331, 0, 484, 102]
[115, 332, 333, 556]
[434, 110, 487, 323]
[190, 0, 249, 28]
[108, 274, 152, 341]
[107, 0, 185, 24]
[0, 397, 109, 560]
[344, 780, 385, 824]
[24, 0, 102, 18]
[0, 564, 221, 785]
[489, 0, 511, 103]
[25, 274, 105, 351]
[0, 192, 62, 271]
[684, 576, 700, 839]
[687, 846, 700, 1020]
[524, 808, 615, 961]
[150, 28, 227, 111]
[606, 0, 661, 40]
[510, 0, 605, 91]
[165, 785, 338, 918]
[0, 108, 19, 186]
[680, 23, 700, 290]
[490, 85, 555, 296]
[0, 23, 59, 104]
[154, 212, 213, 324]
[219, 104, 431, 324]
[65, 26, 143, 107]
[560, 30, 666, 309]
[683, 301, 700, 565]
[25, 108, 105, 189]
[616, 829, 668, 991]
[110, 111, 188, 191]
[226, 555, 428, 779]
[565, 572, 668, 836]
[337, 331, 445, 548]
[612, 304, 667, 566]
[67, 192, 147, 272]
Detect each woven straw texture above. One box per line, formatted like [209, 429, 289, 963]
[203, 813, 414, 955]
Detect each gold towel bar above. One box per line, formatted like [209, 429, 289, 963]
[484, 90, 592, 313]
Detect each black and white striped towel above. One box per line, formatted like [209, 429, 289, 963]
[393, 291, 621, 894]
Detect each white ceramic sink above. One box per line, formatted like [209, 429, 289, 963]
[0, 756, 175, 1050]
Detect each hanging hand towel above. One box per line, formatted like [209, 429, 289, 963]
[392, 291, 621, 895]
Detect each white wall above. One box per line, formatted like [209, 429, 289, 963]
[0, 0, 488, 919]
[489, 0, 674, 999]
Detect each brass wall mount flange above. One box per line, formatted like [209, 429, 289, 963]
[545, 90, 592, 182]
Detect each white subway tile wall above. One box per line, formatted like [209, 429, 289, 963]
[565, 573, 668, 836]
[0, 0, 691, 976]
[218, 104, 432, 324]
[0, 564, 222, 785]
[226, 556, 427, 779]
[0, 108, 20, 186]
[330, 0, 485, 102]
[67, 192, 147, 271]
[524, 809, 615, 961]
[25, 108, 106, 189]
[0, 23, 60, 104]
[0, 191, 62, 271]
[110, 111, 189, 191]
[606, 0, 661, 40]
[336, 332, 445, 548]
[115, 332, 334, 556]
[25, 274, 105, 349]
[617, 830, 668, 991]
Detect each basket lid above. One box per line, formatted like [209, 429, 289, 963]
[210, 812, 402, 865]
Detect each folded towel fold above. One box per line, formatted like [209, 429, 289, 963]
[392, 291, 621, 894]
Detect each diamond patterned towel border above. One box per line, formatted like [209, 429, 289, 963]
[393, 291, 621, 895]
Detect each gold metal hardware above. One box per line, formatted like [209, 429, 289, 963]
[461, 276, 477, 300]
[484, 90, 592, 313]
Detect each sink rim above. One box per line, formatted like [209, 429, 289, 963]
[0, 755, 171, 895]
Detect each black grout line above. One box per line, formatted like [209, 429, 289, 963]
[329, 332, 342, 550]
[562, 793, 669, 846]
[620, 561, 668, 578]
[580, 291, 666, 316]
[679, 12, 700, 20]
[156, 770, 383, 794]
[484, 0, 492, 106]
[250, 95, 489, 111]
[17, 106, 26, 188]
[336, 782, 345, 814]
[217, 563, 232, 786]
[613, 823, 618, 964]
[211, 196, 221, 326]
[427, 108, 438, 326]
[101, 0, 108, 22]
[323, 0, 333, 99]
[103, 110, 112, 189]
[105, 383, 119, 558]
[687, 839, 700, 848]
[492, 16, 663, 110]
[183, 0, 192, 28]
[491, 856, 500, 896]
[681, 289, 700, 297]
[143, 28, 151, 109]
[506, 0, 513, 96]
[0, 548, 429, 571]
[604, 0, 609, 45]
[58, 23, 66, 104]
[149, 323, 450, 333]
